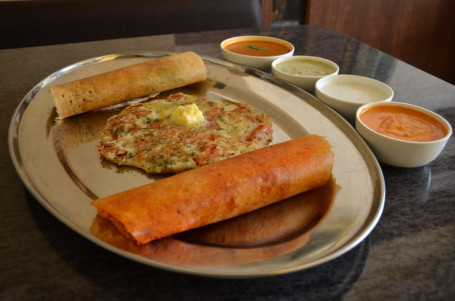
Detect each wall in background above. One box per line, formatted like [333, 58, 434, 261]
[262, 0, 304, 27]
[262, 0, 454, 84]
[305, 0, 455, 84]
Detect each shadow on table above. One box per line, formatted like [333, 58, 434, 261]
[373, 162, 447, 243]
[26, 189, 369, 301]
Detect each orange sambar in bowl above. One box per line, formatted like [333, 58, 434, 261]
[359, 104, 447, 142]
[224, 40, 292, 57]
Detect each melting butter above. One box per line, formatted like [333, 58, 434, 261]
[171, 103, 205, 126]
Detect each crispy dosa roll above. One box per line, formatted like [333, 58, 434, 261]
[92, 135, 334, 245]
[90, 178, 337, 266]
[178, 177, 338, 247]
[49, 51, 207, 119]
[92, 178, 337, 246]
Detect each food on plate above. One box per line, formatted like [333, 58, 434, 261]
[98, 92, 273, 173]
[48, 51, 207, 119]
[359, 104, 447, 142]
[178, 177, 338, 247]
[90, 177, 338, 266]
[91, 135, 334, 245]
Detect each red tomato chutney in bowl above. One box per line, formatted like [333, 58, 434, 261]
[359, 104, 447, 142]
[220, 36, 294, 70]
[224, 40, 292, 57]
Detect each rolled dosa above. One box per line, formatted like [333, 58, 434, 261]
[92, 135, 334, 245]
[177, 177, 338, 247]
[49, 51, 207, 119]
[90, 178, 337, 266]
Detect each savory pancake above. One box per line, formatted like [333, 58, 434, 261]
[99, 93, 273, 173]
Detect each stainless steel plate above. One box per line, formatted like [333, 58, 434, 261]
[8, 52, 384, 278]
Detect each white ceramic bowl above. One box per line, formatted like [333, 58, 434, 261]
[220, 35, 294, 71]
[355, 101, 452, 168]
[271, 56, 339, 92]
[315, 74, 394, 121]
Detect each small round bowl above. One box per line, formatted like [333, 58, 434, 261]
[315, 74, 394, 121]
[271, 56, 339, 92]
[220, 35, 294, 71]
[355, 101, 452, 168]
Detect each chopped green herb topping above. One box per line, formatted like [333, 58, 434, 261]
[248, 44, 269, 51]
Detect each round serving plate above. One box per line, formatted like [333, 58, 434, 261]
[8, 51, 384, 278]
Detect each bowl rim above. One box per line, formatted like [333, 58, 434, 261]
[220, 35, 295, 59]
[355, 100, 453, 145]
[271, 55, 340, 79]
[315, 74, 394, 106]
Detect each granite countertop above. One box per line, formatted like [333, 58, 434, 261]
[0, 25, 453, 300]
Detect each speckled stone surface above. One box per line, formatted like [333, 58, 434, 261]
[1, 25, 453, 300]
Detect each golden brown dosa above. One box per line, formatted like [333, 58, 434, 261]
[178, 177, 338, 247]
[92, 135, 334, 245]
[49, 51, 207, 118]
[90, 177, 338, 267]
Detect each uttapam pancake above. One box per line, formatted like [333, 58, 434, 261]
[98, 93, 273, 173]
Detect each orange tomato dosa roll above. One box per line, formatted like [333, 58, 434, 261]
[92, 135, 334, 245]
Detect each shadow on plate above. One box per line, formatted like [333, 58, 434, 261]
[90, 177, 339, 267]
